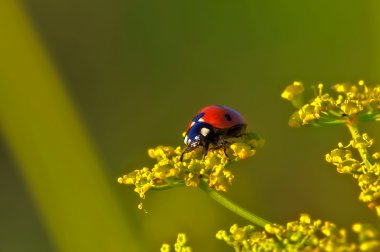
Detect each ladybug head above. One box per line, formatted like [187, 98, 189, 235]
[180, 122, 213, 161]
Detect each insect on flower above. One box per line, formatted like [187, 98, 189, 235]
[180, 105, 247, 161]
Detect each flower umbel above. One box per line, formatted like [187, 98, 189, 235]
[283, 81, 380, 216]
[282, 81, 380, 127]
[326, 132, 380, 216]
[217, 214, 380, 251]
[118, 133, 263, 202]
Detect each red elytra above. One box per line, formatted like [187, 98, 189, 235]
[186, 105, 246, 131]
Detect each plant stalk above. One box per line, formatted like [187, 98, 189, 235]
[198, 179, 271, 228]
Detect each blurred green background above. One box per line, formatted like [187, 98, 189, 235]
[1, 0, 380, 251]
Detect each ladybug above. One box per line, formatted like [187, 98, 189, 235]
[180, 105, 247, 161]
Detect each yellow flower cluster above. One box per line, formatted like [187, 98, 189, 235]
[283, 81, 380, 216]
[118, 133, 263, 202]
[216, 214, 379, 251]
[161, 233, 192, 252]
[326, 134, 380, 216]
[282, 81, 380, 127]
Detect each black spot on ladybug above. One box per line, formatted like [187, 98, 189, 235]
[225, 114, 232, 121]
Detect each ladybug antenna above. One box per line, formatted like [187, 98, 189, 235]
[180, 146, 193, 162]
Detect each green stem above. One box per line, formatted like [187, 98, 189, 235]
[198, 179, 271, 228]
[152, 181, 185, 191]
[346, 123, 372, 169]
[358, 111, 380, 122]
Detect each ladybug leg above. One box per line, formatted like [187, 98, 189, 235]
[202, 142, 210, 159]
[213, 138, 231, 161]
[180, 151, 185, 162]
[222, 143, 231, 161]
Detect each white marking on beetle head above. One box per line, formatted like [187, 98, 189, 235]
[184, 135, 188, 144]
[198, 118, 204, 122]
[200, 127, 210, 136]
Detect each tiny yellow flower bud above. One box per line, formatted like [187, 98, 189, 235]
[281, 81, 304, 101]
[148, 148, 156, 158]
[160, 244, 170, 252]
[372, 152, 380, 160]
[176, 233, 187, 246]
[360, 241, 380, 251]
[232, 228, 245, 241]
[230, 224, 238, 234]
[333, 83, 349, 93]
[318, 83, 324, 96]
[216, 230, 227, 240]
[138, 202, 144, 210]
[352, 223, 362, 232]
[299, 214, 311, 224]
